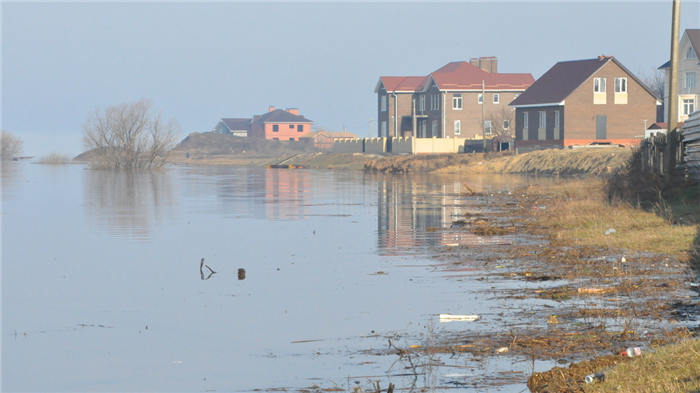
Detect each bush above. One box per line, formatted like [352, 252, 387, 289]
[36, 152, 72, 165]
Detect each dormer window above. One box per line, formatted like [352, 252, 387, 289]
[687, 47, 697, 60]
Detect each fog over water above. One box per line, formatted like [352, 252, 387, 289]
[3, 163, 566, 391]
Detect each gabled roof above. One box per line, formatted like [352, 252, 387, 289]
[221, 118, 251, 130]
[658, 28, 700, 69]
[427, 61, 534, 91]
[374, 76, 429, 93]
[510, 56, 659, 107]
[252, 109, 313, 124]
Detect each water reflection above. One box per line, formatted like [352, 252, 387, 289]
[1, 161, 24, 199]
[84, 169, 177, 240]
[377, 175, 535, 256]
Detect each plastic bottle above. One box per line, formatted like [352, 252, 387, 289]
[584, 372, 605, 383]
[625, 347, 642, 357]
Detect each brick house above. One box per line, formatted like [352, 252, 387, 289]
[248, 107, 314, 141]
[509, 56, 660, 151]
[212, 118, 252, 137]
[659, 29, 699, 123]
[374, 57, 534, 139]
[298, 131, 357, 149]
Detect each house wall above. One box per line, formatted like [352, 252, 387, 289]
[441, 89, 524, 139]
[563, 61, 656, 142]
[260, 123, 311, 140]
[377, 88, 414, 137]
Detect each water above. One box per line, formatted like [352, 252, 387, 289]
[2, 163, 563, 392]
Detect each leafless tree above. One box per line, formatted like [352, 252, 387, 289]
[638, 67, 665, 100]
[82, 99, 180, 169]
[487, 106, 516, 137]
[1, 130, 24, 161]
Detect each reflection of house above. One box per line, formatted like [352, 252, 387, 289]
[510, 56, 660, 151]
[213, 118, 252, 137]
[299, 131, 357, 149]
[659, 29, 699, 123]
[249, 107, 314, 141]
[375, 57, 534, 139]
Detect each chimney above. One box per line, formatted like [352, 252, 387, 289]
[269, 106, 275, 112]
[479, 57, 498, 73]
[286, 108, 299, 116]
[469, 58, 480, 68]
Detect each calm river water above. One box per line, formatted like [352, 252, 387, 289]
[2, 163, 564, 392]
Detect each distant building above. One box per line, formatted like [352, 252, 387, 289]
[510, 56, 660, 151]
[213, 118, 252, 137]
[374, 57, 534, 139]
[248, 107, 314, 141]
[659, 29, 700, 123]
[212, 107, 314, 141]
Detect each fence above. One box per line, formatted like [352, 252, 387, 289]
[681, 110, 700, 181]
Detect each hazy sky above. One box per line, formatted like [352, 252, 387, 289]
[2, 1, 699, 157]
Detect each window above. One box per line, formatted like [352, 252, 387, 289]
[615, 77, 627, 93]
[380, 95, 387, 111]
[484, 120, 492, 135]
[289, 138, 294, 141]
[594, 77, 606, 93]
[478, 94, 483, 104]
[554, 111, 560, 128]
[273, 125, 279, 132]
[539, 111, 546, 128]
[432, 120, 438, 136]
[297, 124, 304, 132]
[419, 95, 425, 111]
[289, 124, 294, 129]
[503, 120, 510, 130]
[452, 94, 462, 110]
[523, 112, 529, 128]
[436, 94, 440, 110]
[686, 72, 697, 89]
[454, 120, 461, 135]
[688, 47, 698, 60]
[380, 121, 387, 137]
[683, 99, 695, 115]
[493, 94, 500, 104]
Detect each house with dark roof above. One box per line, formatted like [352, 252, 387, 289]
[374, 57, 534, 139]
[509, 56, 660, 151]
[298, 130, 357, 149]
[248, 107, 314, 141]
[659, 29, 700, 123]
[213, 118, 252, 137]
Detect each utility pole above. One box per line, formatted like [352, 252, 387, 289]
[668, 0, 681, 134]
[481, 80, 487, 150]
[667, 0, 681, 176]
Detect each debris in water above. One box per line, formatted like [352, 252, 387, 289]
[238, 268, 246, 280]
[439, 314, 480, 322]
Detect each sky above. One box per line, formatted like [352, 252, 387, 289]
[2, 1, 699, 158]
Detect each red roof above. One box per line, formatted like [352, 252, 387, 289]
[377, 76, 429, 93]
[430, 61, 534, 91]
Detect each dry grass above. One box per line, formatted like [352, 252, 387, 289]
[523, 179, 698, 258]
[36, 152, 72, 165]
[584, 338, 700, 393]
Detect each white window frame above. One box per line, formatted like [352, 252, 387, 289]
[478, 94, 483, 104]
[493, 94, 500, 104]
[687, 47, 697, 60]
[594, 77, 606, 93]
[503, 120, 510, 130]
[436, 94, 440, 110]
[432, 120, 438, 136]
[380, 95, 387, 111]
[538, 111, 546, 128]
[554, 111, 560, 128]
[683, 99, 695, 116]
[523, 112, 529, 128]
[380, 121, 387, 137]
[484, 120, 492, 135]
[419, 95, 425, 111]
[452, 94, 462, 110]
[685, 72, 697, 89]
[454, 120, 461, 135]
[615, 77, 627, 93]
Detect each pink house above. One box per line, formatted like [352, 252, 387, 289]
[248, 106, 314, 141]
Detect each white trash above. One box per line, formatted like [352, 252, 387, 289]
[439, 314, 480, 322]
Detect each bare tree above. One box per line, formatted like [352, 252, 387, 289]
[82, 99, 181, 169]
[1, 130, 24, 161]
[487, 106, 516, 137]
[638, 67, 665, 100]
